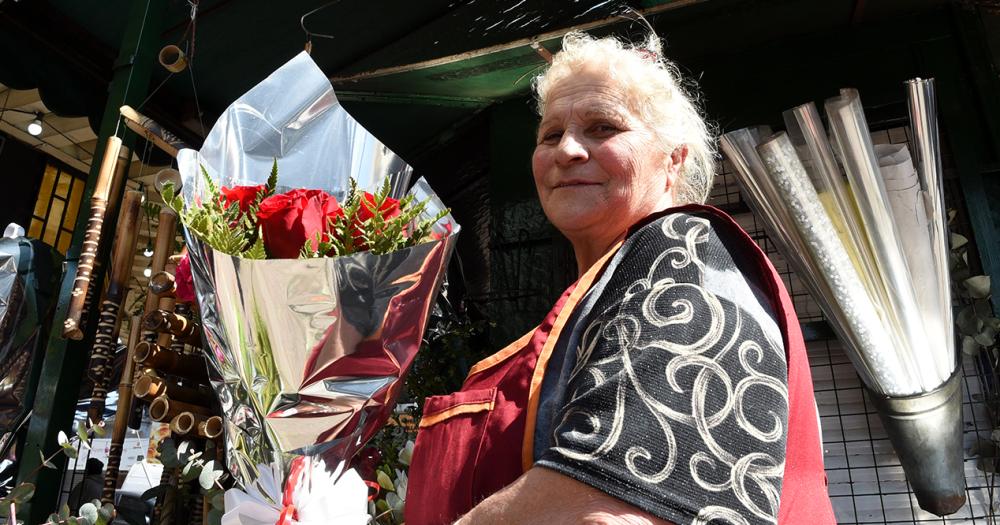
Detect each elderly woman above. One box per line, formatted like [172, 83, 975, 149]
[406, 31, 835, 525]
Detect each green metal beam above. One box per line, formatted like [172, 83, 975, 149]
[14, 0, 165, 521]
[334, 90, 489, 108]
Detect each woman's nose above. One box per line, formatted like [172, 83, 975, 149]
[555, 132, 588, 165]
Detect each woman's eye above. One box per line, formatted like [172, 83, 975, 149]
[540, 131, 563, 144]
[590, 123, 621, 136]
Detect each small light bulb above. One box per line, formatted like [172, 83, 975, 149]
[26, 119, 42, 136]
[143, 247, 154, 257]
[143, 267, 152, 278]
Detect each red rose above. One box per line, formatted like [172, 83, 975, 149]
[220, 184, 267, 214]
[351, 193, 401, 249]
[174, 252, 196, 303]
[257, 188, 342, 259]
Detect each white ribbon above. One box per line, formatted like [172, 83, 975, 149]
[222, 460, 369, 525]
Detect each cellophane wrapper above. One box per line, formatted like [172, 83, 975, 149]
[176, 51, 459, 505]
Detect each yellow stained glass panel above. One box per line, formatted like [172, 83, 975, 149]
[57, 231, 71, 253]
[28, 219, 43, 239]
[33, 165, 58, 217]
[44, 199, 65, 246]
[64, 177, 85, 229]
[54, 171, 71, 198]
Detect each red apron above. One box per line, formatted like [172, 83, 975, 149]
[406, 205, 835, 524]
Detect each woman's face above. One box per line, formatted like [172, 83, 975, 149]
[532, 66, 684, 244]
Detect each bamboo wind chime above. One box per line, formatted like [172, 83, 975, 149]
[64, 137, 131, 340]
[86, 190, 143, 422]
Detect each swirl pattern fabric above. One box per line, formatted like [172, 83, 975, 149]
[537, 212, 789, 525]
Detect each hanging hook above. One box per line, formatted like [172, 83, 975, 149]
[301, 0, 341, 53]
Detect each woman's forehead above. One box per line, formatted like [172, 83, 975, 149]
[542, 77, 638, 120]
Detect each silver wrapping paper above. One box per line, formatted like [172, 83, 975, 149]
[0, 238, 32, 449]
[177, 52, 459, 500]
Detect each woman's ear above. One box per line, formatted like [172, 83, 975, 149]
[665, 144, 689, 189]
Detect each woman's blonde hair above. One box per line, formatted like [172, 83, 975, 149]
[532, 31, 717, 205]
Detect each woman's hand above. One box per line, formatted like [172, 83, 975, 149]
[455, 466, 674, 525]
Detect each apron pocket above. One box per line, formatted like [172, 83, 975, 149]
[406, 387, 498, 525]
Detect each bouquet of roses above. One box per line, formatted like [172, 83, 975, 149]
[171, 52, 458, 525]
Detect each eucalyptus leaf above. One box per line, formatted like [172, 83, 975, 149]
[951, 233, 969, 250]
[140, 485, 169, 502]
[39, 450, 56, 470]
[59, 503, 71, 519]
[976, 326, 997, 346]
[207, 508, 224, 525]
[76, 420, 89, 445]
[57, 430, 69, 447]
[63, 443, 79, 459]
[199, 461, 223, 490]
[962, 335, 981, 356]
[92, 421, 107, 438]
[958, 306, 981, 336]
[377, 470, 395, 492]
[79, 503, 99, 524]
[8, 483, 34, 504]
[965, 275, 992, 299]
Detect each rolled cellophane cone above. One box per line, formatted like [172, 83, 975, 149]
[825, 89, 944, 392]
[64, 136, 125, 339]
[755, 132, 914, 393]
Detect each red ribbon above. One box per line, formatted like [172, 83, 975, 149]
[276, 458, 307, 525]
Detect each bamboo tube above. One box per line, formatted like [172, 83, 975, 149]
[101, 315, 142, 504]
[144, 211, 178, 313]
[134, 371, 207, 404]
[120, 106, 181, 159]
[148, 271, 176, 297]
[148, 395, 211, 421]
[143, 309, 202, 346]
[197, 416, 224, 440]
[133, 341, 207, 378]
[64, 136, 125, 339]
[80, 143, 132, 333]
[155, 295, 177, 348]
[86, 191, 143, 422]
[168, 411, 207, 436]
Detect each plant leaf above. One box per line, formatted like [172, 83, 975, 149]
[965, 275, 992, 299]
[79, 502, 99, 524]
[376, 470, 395, 492]
[199, 460, 222, 490]
[962, 335, 981, 356]
[951, 233, 968, 250]
[9, 483, 34, 504]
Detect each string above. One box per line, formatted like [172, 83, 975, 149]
[113, 0, 153, 140]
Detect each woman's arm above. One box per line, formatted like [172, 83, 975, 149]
[457, 466, 674, 525]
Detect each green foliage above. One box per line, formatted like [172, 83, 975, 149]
[302, 175, 451, 258]
[1, 420, 109, 524]
[405, 298, 492, 413]
[166, 161, 450, 260]
[161, 165, 270, 259]
[949, 212, 999, 358]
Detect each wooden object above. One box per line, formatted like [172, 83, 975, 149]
[86, 190, 143, 422]
[64, 136, 125, 339]
[101, 315, 142, 504]
[148, 395, 211, 421]
[133, 341, 207, 378]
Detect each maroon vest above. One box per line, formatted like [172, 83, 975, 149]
[406, 205, 836, 524]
